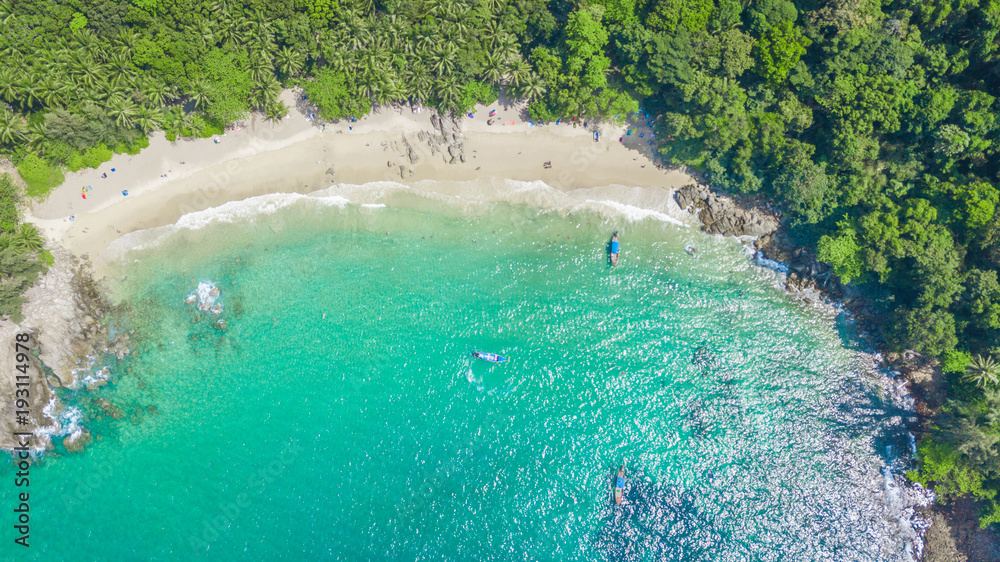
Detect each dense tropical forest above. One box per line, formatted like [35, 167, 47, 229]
[0, 0, 998, 524]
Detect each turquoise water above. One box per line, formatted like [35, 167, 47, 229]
[10, 188, 921, 560]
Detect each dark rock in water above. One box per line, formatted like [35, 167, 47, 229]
[94, 397, 123, 420]
[63, 429, 92, 453]
[214, 319, 227, 330]
[85, 378, 108, 391]
[147, 405, 159, 415]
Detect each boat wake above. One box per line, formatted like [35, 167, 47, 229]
[465, 367, 484, 392]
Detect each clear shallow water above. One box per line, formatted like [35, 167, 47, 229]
[10, 187, 923, 560]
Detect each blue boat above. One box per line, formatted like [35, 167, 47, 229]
[472, 351, 507, 363]
[609, 232, 620, 267]
[615, 464, 625, 505]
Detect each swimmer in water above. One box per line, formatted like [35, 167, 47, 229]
[272, 318, 278, 327]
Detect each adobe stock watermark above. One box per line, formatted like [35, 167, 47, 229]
[188, 439, 302, 553]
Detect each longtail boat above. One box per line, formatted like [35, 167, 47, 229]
[472, 351, 507, 364]
[614, 464, 625, 505]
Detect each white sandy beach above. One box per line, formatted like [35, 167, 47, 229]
[28, 90, 694, 264]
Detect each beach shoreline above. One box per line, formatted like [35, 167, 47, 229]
[28, 90, 685, 266]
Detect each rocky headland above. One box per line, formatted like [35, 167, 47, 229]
[0, 247, 129, 455]
[674, 179, 1000, 562]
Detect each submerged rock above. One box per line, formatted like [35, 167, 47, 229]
[63, 429, 92, 453]
[94, 398, 123, 420]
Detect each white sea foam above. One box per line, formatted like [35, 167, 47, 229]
[187, 280, 222, 314]
[582, 199, 688, 226]
[102, 179, 700, 262]
[754, 253, 789, 273]
[32, 396, 84, 452]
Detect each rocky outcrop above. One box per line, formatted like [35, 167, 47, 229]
[421, 112, 465, 164]
[887, 350, 947, 416]
[63, 428, 92, 453]
[0, 331, 56, 453]
[20, 248, 116, 388]
[1, 246, 127, 454]
[675, 183, 779, 237]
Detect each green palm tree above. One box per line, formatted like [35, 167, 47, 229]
[15, 223, 44, 252]
[431, 43, 458, 76]
[189, 79, 211, 110]
[518, 74, 546, 101]
[109, 98, 138, 128]
[507, 59, 531, 88]
[0, 232, 16, 250]
[37, 79, 68, 107]
[436, 77, 462, 110]
[482, 56, 503, 84]
[134, 106, 160, 133]
[116, 29, 141, 52]
[17, 80, 41, 109]
[0, 66, 19, 103]
[78, 62, 107, 89]
[24, 120, 46, 152]
[250, 77, 279, 109]
[264, 100, 288, 122]
[194, 19, 215, 47]
[275, 46, 305, 79]
[143, 80, 174, 107]
[0, 109, 27, 146]
[964, 355, 1000, 389]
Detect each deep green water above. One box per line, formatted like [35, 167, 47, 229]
[9, 186, 923, 560]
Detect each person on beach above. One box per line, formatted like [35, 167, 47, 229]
[102, 173, 107, 178]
